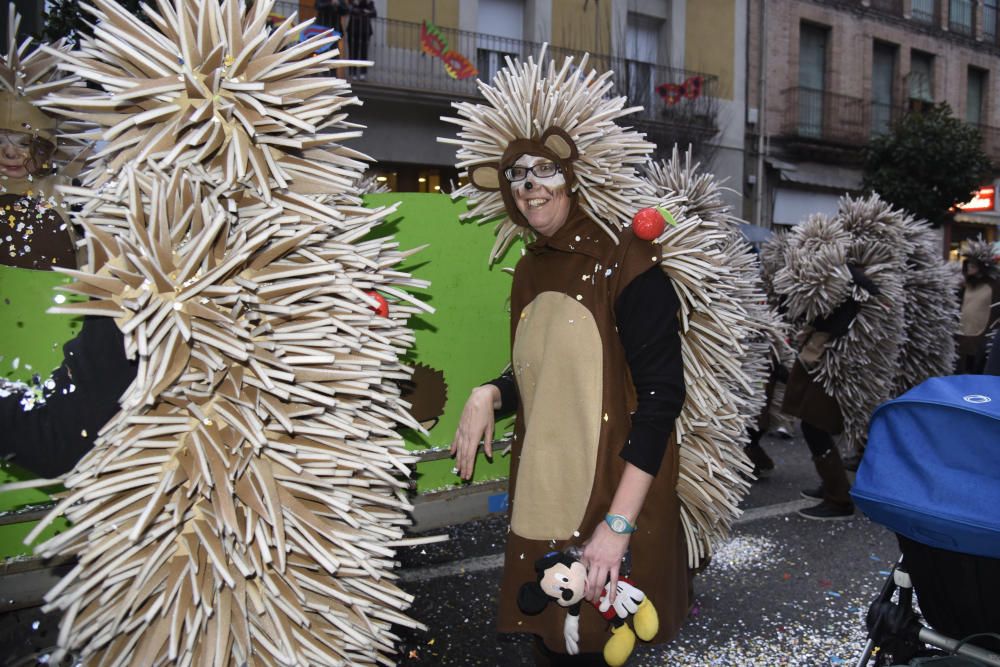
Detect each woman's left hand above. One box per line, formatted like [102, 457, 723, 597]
[580, 521, 631, 605]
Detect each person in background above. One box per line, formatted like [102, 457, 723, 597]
[782, 265, 880, 520]
[955, 238, 1000, 374]
[347, 0, 377, 80]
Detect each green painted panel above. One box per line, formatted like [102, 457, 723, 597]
[0, 464, 68, 559]
[0, 193, 520, 559]
[0, 264, 82, 383]
[364, 193, 521, 492]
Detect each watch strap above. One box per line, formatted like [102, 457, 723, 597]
[605, 513, 637, 534]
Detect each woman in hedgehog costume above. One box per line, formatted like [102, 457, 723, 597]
[447, 51, 767, 666]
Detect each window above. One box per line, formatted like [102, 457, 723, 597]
[476, 0, 524, 82]
[798, 23, 829, 137]
[872, 42, 897, 136]
[624, 12, 663, 111]
[911, 0, 937, 23]
[908, 50, 934, 103]
[967, 67, 987, 126]
[949, 0, 974, 34]
[985, 0, 999, 43]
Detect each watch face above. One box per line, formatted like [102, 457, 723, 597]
[611, 517, 627, 533]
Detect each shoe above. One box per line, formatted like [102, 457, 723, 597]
[775, 426, 792, 439]
[843, 452, 862, 472]
[744, 443, 775, 478]
[797, 500, 854, 521]
[800, 485, 824, 501]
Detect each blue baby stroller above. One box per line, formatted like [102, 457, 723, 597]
[851, 375, 1000, 667]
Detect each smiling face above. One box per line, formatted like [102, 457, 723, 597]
[509, 153, 572, 237]
[0, 131, 32, 179]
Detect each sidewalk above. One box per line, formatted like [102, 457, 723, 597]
[394, 431, 899, 666]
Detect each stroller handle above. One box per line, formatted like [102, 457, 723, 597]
[918, 628, 1000, 667]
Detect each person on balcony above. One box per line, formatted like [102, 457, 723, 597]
[347, 0, 376, 80]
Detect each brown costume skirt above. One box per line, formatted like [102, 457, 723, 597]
[781, 360, 844, 435]
[495, 438, 690, 655]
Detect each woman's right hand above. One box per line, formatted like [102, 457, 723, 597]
[450, 385, 500, 480]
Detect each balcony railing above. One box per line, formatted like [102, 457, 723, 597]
[781, 88, 1000, 164]
[349, 18, 718, 129]
[782, 87, 868, 145]
[983, 2, 999, 42]
[948, 0, 975, 34]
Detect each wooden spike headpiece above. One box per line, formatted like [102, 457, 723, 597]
[441, 45, 655, 263]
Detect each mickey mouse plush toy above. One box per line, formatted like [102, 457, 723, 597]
[517, 549, 659, 666]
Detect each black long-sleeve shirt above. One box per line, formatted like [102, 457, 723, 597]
[488, 266, 685, 476]
[0, 316, 137, 477]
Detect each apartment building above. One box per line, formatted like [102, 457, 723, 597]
[272, 0, 750, 212]
[746, 0, 1000, 255]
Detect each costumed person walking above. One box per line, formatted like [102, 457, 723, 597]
[767, 195, 957, 517]
[956, 237, 1000, 374]
[17, 1, 442, 664]
[445, 51, 760, 665]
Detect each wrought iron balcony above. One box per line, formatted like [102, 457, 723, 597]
[781, 87, 869, 146]
[781, 88, 1000, 165]
[983, 2, 999, 43]
[344, 17, 718, 132]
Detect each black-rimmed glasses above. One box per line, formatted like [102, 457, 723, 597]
[503, 161, 561, 182]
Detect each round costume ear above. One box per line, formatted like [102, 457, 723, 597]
[540, 127, 579, 162]
[517, 582, 551, 616]
[468, 163, 502, 191]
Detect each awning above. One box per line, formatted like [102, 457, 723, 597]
[772, 187, 842, 226]
[954, 211, 1000, 227]
[767, 158, 863, 192]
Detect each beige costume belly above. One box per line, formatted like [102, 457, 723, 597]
[960, 282, 993, 336]
[510, 291, 603, 540]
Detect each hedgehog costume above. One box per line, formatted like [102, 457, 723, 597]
[767, 195, 957, 517]
[443, 50, 762, 659]
[22, 0, 442, 664]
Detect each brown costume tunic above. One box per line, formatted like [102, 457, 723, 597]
[495, 207, 690, 654]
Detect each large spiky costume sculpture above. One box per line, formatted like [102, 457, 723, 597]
[24, 1, 439, 664]
[443, 50, 759, 571]
[769, 194, 954, 454]
[893, 214, 959, 393]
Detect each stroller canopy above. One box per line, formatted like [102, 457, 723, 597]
[852, 375, 1000, 559]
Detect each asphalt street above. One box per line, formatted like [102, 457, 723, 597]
[0, 430, 902, 666]
[394, 430, 901, 666]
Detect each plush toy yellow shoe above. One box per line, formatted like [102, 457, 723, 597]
[632, 597, 659, 642]
[603, 623, 637, 667]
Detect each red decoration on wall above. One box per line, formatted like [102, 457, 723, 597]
[441, 50, 478, 80]
[656, 76, 704, 106]
[420, 20, 478, 80]
[420, 20, 448, 58]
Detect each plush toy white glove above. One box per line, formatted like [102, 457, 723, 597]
[603, 580, 644, 619]
[563, 612, 580, 655]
